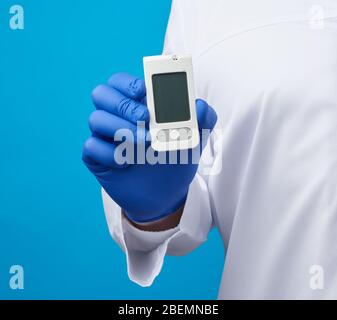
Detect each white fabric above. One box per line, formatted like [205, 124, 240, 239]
[103, 0, 337, 299]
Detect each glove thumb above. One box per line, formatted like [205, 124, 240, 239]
[196, 99, 218, 132]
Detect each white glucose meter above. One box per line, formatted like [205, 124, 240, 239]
[143, 55, 199, 152]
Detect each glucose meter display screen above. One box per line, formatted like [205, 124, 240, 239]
[152, 72, 191, 123]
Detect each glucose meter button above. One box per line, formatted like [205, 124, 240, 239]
[179, 128, 191, 140]
[157, 130, 167, 142]
[170, 129, 180, 140]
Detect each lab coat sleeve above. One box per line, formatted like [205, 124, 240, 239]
[103, 171, 213, 287]
[102, 0, 214, 287]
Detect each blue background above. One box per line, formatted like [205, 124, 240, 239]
[0, 0, 224, 299]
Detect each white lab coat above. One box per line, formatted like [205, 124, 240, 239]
[103, 0, 337, 299]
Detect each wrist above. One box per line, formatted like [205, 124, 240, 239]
[123, 204, 184, 232]
[124, 190, 188, 224]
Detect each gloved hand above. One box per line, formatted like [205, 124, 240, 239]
[82, 73, 217, 223]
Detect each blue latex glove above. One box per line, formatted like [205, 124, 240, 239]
[82, 73, 217, 223]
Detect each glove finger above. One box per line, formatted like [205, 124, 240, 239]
[196, 99, 217, 131]
[108, 73, 146, 101]
[88, 110, 149, 145]
[82, 136, 130, 169]
[92, 84, 149, 124]
[193, 99, 218, 154]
